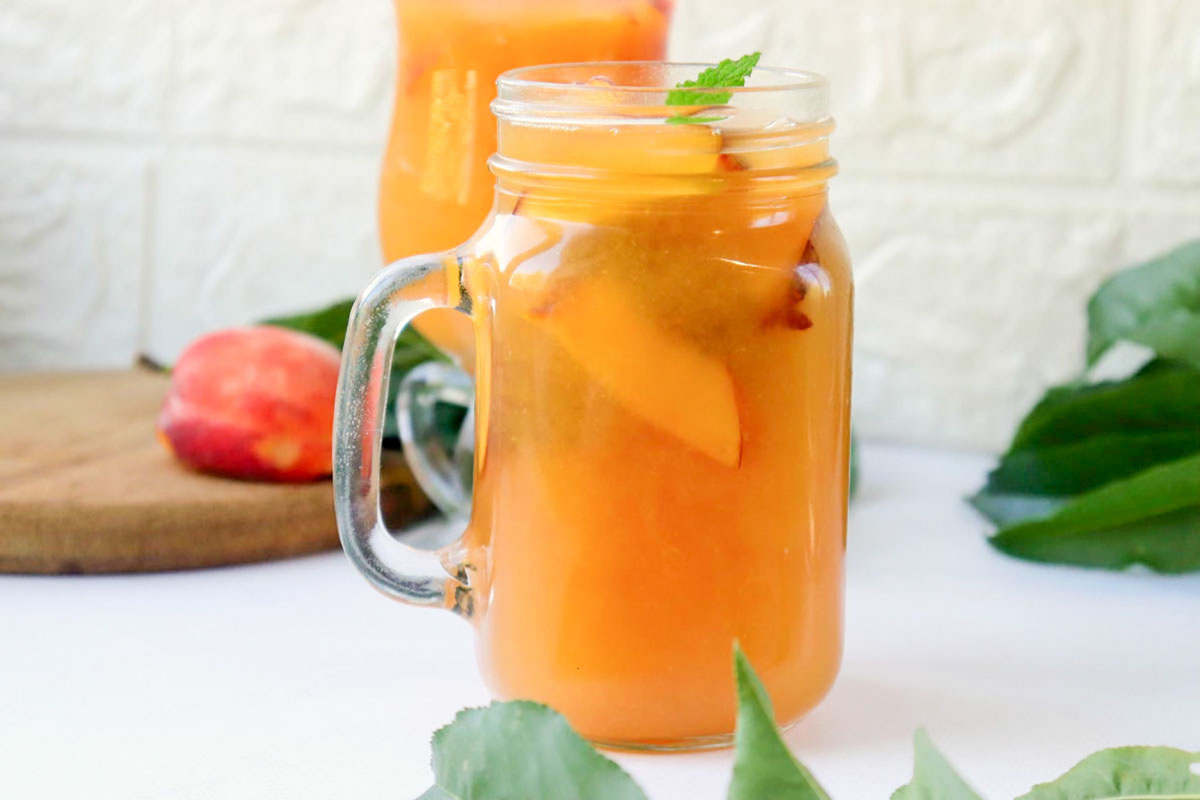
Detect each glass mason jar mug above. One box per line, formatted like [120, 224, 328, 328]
[335, 62, 853, 750]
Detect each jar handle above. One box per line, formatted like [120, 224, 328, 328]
[396, 361, 475, 519]
[334, 252, 475, 612]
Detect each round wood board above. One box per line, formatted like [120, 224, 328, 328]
[0, 370, 429, 574]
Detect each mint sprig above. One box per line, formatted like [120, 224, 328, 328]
[665, 51, 762, 124]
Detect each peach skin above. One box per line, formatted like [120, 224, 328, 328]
[157, 326, 341, 482]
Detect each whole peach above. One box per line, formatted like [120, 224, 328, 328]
[157, 326, 341, 482]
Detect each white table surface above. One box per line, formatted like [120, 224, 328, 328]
[3, 442, 1199, 800]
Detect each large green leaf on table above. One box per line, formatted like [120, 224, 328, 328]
[427, 701, 648, 800]
[982, 431, 1200, 497]
[266, 298, 448, 439]
[266, 298, 446, 374]
[989, 453, 1200, 573]
[1087, 240, 1200, 369]
[265, 299, 356, 349]
[971, 366, 1200, 528]
[969, 492, 1070, 528]
[891, 729, 984, 800]
[728, 643, 831, 800]
[414, 788, 454, 800]
[1017, 746, 1200, 799]
[1009, 367, 1200, 452]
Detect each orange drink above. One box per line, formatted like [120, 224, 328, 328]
[336, 62, 852, 749]
[380, 0, 673, 363]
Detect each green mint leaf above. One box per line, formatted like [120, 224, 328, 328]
[1088, 239, 1200, 369]
[665, 52, 761, 124]
[265, 297, 448, 439]
[988, 453, 1200, 573]
[429, 700, 649, 800]
[728, 642, 831, 800]
[891, 729, 985, 800]
[666, 52, 761, 107]
[1017, 746, 1200, 799]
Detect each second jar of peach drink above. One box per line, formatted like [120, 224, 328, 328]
[335, 62, 852, 749]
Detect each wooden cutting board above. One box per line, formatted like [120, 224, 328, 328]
[0, 369, 429, 574]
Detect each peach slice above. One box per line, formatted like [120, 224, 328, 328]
[533, 275, 741, 467]
[157, 326, 341, 482]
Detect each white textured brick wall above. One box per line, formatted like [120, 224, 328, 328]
[0, 0, 391, 370]
[2, 0, 1199, 451]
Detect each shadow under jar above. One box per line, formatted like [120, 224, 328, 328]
[335, 61, 853, 750]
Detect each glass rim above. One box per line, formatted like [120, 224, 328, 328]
[493, 61, 832, 129]
[497, 60, 830, 95]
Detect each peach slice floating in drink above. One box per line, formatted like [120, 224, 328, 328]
[530, 273, 741, 467]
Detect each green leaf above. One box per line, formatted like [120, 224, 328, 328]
[971, 366, 1200, 530]
[1017, 746, 1200, 799]
[415, 788, 456, 800]
[728, 643, 831, 800]
[265, 297, 448, 439]
[989, 453, 1200, 573]
[264, 298, 357, 349]
[1088, 240, 1200, 369]
[891, 729, 984, 800]
[849, 429, 860, 500]
[968, 491, 1069, 527]
[265, 297, 447, 375]
[666, 114, 723, 125]
[1010, 368, 1200, 452]
[390, 326, 450, 375]
[1134, 357, 1189, 377]
[430, 700, 649, 800]
[665, 52, 761, 122]
[384, 328, 455, 436]
[984, 431, 1200, 497]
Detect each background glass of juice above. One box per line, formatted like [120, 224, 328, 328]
[336, 62, 852, 750]
[380, 0, 674, 364]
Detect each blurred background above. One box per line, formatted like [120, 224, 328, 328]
[2, 0, 1198, 451]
